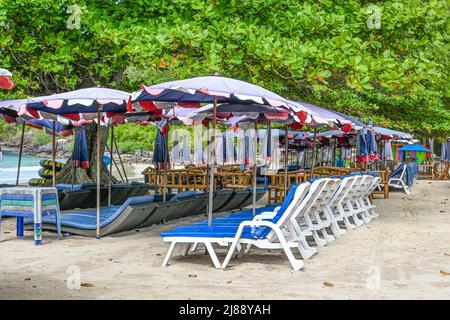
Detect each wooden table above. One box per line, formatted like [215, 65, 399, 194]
[418, 164, 436, 180]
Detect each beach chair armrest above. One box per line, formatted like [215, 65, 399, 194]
[252, 211, 277, 221]
[236, 220, 279, 237]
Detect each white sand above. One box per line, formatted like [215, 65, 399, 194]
[0, 180, 449, 299]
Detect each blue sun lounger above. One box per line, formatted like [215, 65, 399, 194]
[161, 183, 308, 270]
[26, 195, 156, 237]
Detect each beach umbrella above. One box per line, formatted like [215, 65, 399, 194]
[0, 68, 14, 90]
[25, 119, 73, 136]
[153, 119, 170, 201]
[171, 130, 181, 164]
[314, 130, 349, 139]
[194, 128, 204, 164]
[288, 101, 355, 177]
[447, 139, 450, 162]
[153, 120, 169, 167]
[442, 142, 449, 162]
[71, 127, 89, 169]
[373, 126, 412, 140]
[444, 139, 450, 162]
[23, 87, 129, 116]
[181, 131, 191, 164]
[70, 126, 90, 190]
[131, 75, 295, 109]
[131, 75, 306, 225]
[245, 130, 255, 165]
[0, 98, 74, 186]
[261, 124, 273, 161]
[366, 129, 379, 161]
[289, 101, 353, 130]
[399, 144, 431, 162]
[215, 131, 224, 165]
[224, 131, 236, 164]
[236, 130, 246, 164]
[398, 144, 431, 153]
[356, 128, 369, 164]
[326, 109, 364, 129]
[21, 87, 130, 239]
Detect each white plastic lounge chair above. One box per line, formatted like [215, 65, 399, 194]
[388, 163, 410, 194]
[227, 178, 331, 261]
[292, 178, 337, 249]
[304, 178, 342, 244]
[355, 175, 380, 220]
[161, 183, 310, 270]
[344, 175, 373, 224]
[325, 176, 359, 230]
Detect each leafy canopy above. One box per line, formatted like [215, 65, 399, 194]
[0, 0, 449, 143]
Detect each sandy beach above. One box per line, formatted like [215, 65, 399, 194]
[0, 180, 449, 300]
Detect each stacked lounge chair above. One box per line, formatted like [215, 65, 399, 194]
[161, 174, 381, 270]
[56, 182, 150, 210]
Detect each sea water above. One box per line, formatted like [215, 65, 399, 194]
[0, 151, 60, 184]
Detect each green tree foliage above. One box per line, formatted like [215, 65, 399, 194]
[0, 0, 449, 147]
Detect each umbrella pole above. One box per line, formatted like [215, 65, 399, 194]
[108, 126, 114, 206]
[163, 121, 170, 202]
[114, 138, 128, 183]
[207, 96, 217, 227]
[252, 120, 258, 216]
[310, 128, 318, 177]
[52, 120, 56, 187]
[96, 109, 101, 239]
[303, 146, 307, 169]
[283, 124, 288, 198]
[332, 137, 337, 167]
[15, 122, 25, 186]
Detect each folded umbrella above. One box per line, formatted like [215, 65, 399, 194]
[153, 120, 169, 169]
[171, 130, 181, 164]
[356, 129, 369, 163]
[181, 131, 191, 164]
[71, 127, 89, 169]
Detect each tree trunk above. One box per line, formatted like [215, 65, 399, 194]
[47, 123, 117, 185]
